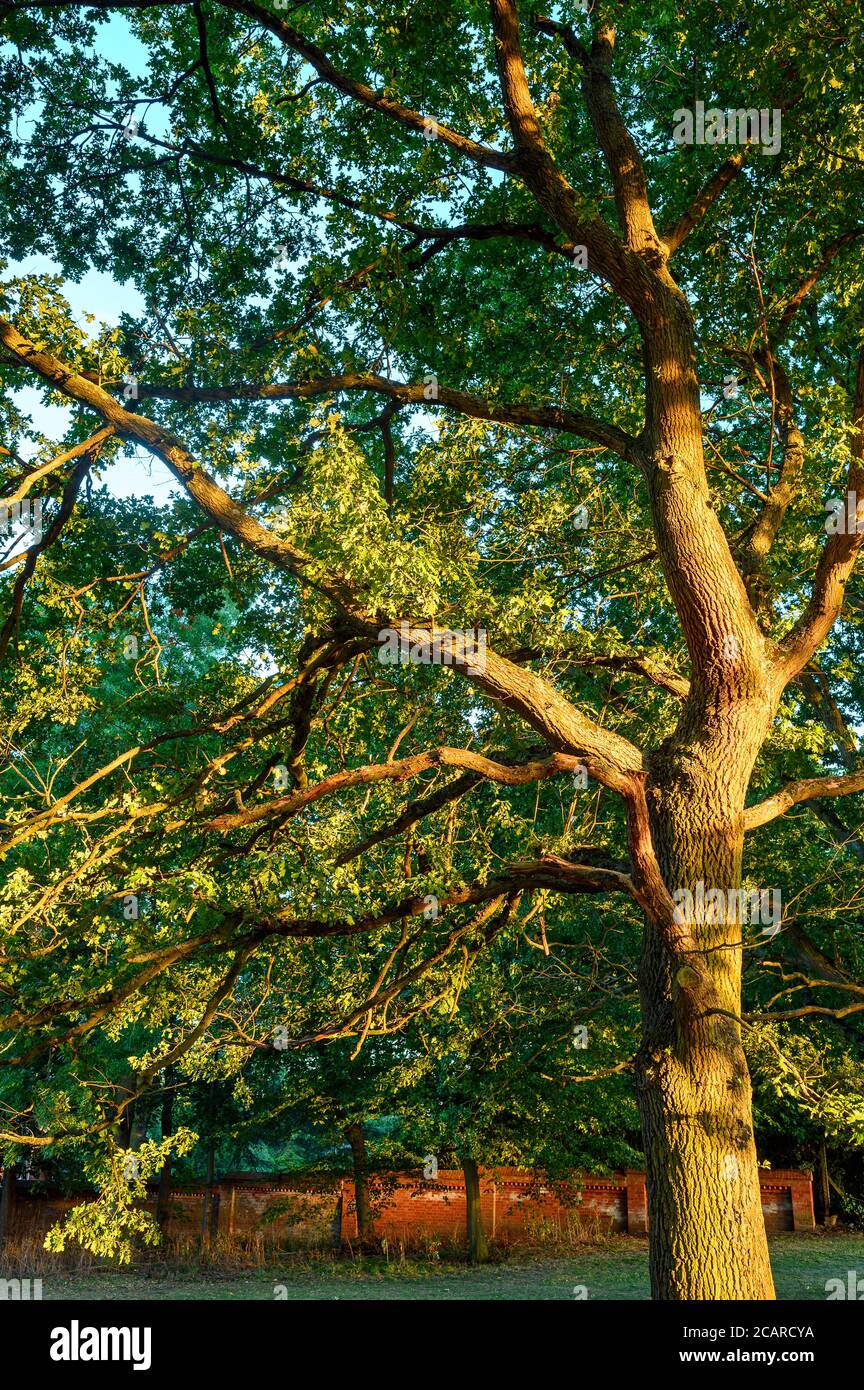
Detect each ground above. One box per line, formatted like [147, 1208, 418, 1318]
[22, 1233, 864, 1300]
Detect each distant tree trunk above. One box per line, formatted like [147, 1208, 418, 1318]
[344, 1122, 373, 1246]
[156, 1086, 175, 1232]
[114, 1074, 144, 1193]
[115, 1072, 136, 1149]
[199, 1142, 215, 1256]
[815, 1140, 831, 1225]
[0, 1162, 17, 1247]
[461, 1157, 489, 1264]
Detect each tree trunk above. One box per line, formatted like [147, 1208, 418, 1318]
[627, 273, 778, 1299]
[637, 742, 776, 1299]
[155, 1086, 175, 1232]
[0, 1162, 17, 1247]
[461, 1157, 489, 1264]
[199, 1142, 215, 1256]
[815, 1140, 831, 1225]
[344, 1122, 373, 1246]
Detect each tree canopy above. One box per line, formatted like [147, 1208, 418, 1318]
[1, 0, 863, 1295]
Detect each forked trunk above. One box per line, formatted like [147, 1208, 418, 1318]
[629, 278, 780, 1297]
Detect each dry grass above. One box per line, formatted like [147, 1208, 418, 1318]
[0, 1215, 611, 1279]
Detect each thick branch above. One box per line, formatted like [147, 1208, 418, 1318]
[0, 316, 365, 617]
[205, 747, 600, 833]
[533, 15, 662, 258]
[778, 349, 864, 678]
[9, 0, 516, 170]
[489, 0, 630, 292]
[661, 151, 748, 255]
[0, 319, 644, 783]
[739, 350, 805, 609]
[226, 0, 517, 172]
[129, 372, 639, 462]
[743, 769, 864, 831]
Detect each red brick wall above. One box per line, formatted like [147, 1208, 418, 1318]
[340, 1168, 814, 1241]
[9, 1176, 340, 1247]
[341, 1171, 630, 1244]
[8, 1167, 814, 1246]
[220, 1179, 340, 1246]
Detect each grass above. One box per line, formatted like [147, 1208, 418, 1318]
[9, 1232, 863, 1301]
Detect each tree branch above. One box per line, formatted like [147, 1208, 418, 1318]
[489, 0, 631, 292]
[661, 150, 748, 255]
[0, 316, 366, 617]
[0, 316, 645, 783]
[743, 768, 864, 831]
[778, 348, 864, 678]
[226, 0, 517, 172]
[129, 371, 639, 462]
[8, 0, 517, 171]
[532, 14, 663, 259]
[775, 229, 864, 340]
[205, 747, 602, 833]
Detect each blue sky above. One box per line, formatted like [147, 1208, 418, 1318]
[6, 12, 177, 502]
[6, 7, 449, 509]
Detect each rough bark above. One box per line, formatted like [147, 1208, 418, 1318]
[627, 177, 779, 1297]
[637, 723, 776, 1299]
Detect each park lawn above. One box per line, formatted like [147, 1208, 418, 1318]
[32, 1232, 864, 1301]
